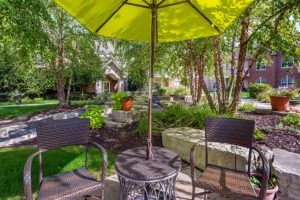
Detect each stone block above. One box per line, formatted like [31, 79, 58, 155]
[162, 127, 273, 171]
[272, 148, 300, 200]
[53, 112, 79, 120]
[111, 110, 141, 123]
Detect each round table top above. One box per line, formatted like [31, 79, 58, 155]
[115, 146, 181, 181]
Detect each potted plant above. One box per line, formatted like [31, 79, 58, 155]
[250, 173, 278, 200]
[268, 88, 297, 111]
[121, 95, 133, 111]
[157, 87, 167, 96]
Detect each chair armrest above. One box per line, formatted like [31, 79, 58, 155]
[89, 142, 108, 183]
[23, 151, 43, 200]
[190, 140, 204, 182]
[252, 144, 270, 200]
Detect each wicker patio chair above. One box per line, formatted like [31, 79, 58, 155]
[190, 117, 269, 200]
[23, 118, 107, 200]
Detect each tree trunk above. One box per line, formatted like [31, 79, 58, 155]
[66, 70, 73, 105]
[230, 9, 250, 113]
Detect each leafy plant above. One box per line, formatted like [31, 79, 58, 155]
[248, 83, 271, 98]
[268, 88, 298, 99]
[174, 87, 189, 96]
[157, 87, 166, 96]
[110, 92, 128, 110]
[280, 114, 300, 126]
[250, 174, 278, 190]
[254, 128, 267, 140]
[238, 103, 255, 111]
[80, 105, 105, 129]
[136, 117, 148, 136]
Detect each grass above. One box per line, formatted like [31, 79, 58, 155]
[69, 100, 100, 108]
[0, 99, 58, 106]
[0, 104, 58, 119]
[241, 92, 250, 98]
[0, 146, 117, 200]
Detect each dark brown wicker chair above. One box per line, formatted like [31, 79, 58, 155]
[190, 117, 269, 200]
[23, 118, 107, 200]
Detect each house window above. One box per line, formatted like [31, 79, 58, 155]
[255, 77, 266, 84]
[103, 81, 110, 93]
[256, 62, 266, 71]
[281, 76, 293, 88]
[281, 58, 293, 68]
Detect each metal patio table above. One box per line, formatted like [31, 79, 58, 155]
[115, 146, 181, 200]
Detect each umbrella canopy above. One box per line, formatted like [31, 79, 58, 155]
[54, 0, 254, 159]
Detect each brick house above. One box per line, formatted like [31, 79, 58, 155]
[244, 52, 300, 89]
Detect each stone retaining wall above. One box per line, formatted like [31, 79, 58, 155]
[162, 127, 299, 200]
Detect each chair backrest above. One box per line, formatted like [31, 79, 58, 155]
[37, 118, 90, 150]
[204, 117, 255, 148]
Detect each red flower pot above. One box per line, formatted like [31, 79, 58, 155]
[270, 96, 290, 111]
[122, 99, 133, 111]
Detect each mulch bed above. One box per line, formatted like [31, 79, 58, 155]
[9, 111, 300, 154]
[242, 111, 300, 154]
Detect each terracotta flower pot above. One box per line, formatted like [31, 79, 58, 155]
[253, 184, 279, 200]
[122, 99, 133, 111]
[251, 173, 279, 200]
[270, 96, 290, 111]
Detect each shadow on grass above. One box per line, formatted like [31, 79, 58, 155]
[0, 146, 116, 200]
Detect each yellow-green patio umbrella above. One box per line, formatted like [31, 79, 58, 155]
[54, 0, 254, 159]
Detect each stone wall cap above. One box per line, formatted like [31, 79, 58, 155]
[273, 148, 300, 176]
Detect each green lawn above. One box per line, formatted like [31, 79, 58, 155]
[0, 146, 117, 200]
[0, 104, 58, 119]
[0, 99, 58, 106]
[241, 92, 250, 98]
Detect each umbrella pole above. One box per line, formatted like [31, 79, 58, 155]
[147, 4, 156, 160]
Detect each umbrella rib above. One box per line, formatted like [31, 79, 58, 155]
[158, 1, 186, 8]
[125, 2, 149, 8]
[95, 1, 128, 33]
[185, 0, 221, 33]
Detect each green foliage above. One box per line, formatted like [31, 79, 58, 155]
[69, 100, 99, 108]
[254, 128, 267, 140]
[136, 117, 148, 136]
[0, 146, 116, 200]
[0, 104, 58, 119]
[80, 105, 105, 129]
[174, 87, 189, 96]
[238, 103, 255, 112]
[256, 92, 266, 101]
[248, 83, 271, 98]
[69, 93, 85, 101]
[280, 114, 300, 126]
[111, 92, 127, 110]
[136, 104, 224, 134]
[157, 87, 167, 96]
[250, 174, 278, 190]
[268, 88, 298, 99]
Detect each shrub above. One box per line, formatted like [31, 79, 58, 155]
[174, 87, 189, 96]
[248, 83, 271, 98]
[69, 100, 98, 108]
[157, 87, 167, 96]
[80, 105, 105, 129]
[254, 128, 267, 140]
[69, 93, 85, 100]
[280, 114, 300, 126]
[136, 117, 148, 136]
[256, 92, 266, 101]
[136, 104, 224, 134]
[238, 103, 255, 111]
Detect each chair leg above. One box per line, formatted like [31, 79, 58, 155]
[192, 185, 195, 200]
[204, 190, 207, 200]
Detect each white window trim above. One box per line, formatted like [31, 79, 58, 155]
[255, 77, 266, 84]
[280, 76, 293, 88]
[102, 81, 110, 93]
[281, 58, 294, 69]
[256, 62, 266, 71]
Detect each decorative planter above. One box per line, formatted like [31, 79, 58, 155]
[253, 184, 278, 200]
[122, 99, 133, 111]
[251, 173, 279, 200]
[270, 96, 290, 111]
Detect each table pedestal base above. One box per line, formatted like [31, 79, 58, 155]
[118, 174, 178, 200]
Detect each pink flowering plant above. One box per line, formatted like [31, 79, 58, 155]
[269, 88, 298, 99]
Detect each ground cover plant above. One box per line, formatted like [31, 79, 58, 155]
[279, 114, 300, 126]
[136, 104, 230, 134]
[69, 100, 100, 108]
[0, 146, 116, 200]
[0, 104, 58, 119]
[80, 105, 105, 129]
